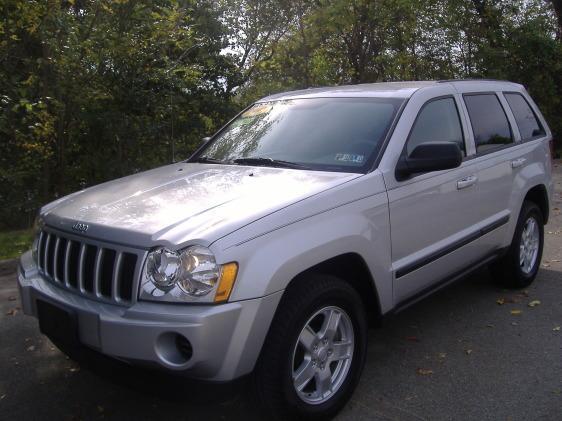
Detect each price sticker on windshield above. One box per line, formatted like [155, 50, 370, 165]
[242, 104, 273, 118]
[335, 153, 365, 164]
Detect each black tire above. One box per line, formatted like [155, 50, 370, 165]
[491, 201, 544, 288]
[253, 274, 367, 420]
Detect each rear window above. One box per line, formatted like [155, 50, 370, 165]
[504, 93, 545, 141]
[464, 94, 513, 154]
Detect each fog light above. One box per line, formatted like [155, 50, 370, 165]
[155, 332, 193, 366]
[175, 334, 193, 361]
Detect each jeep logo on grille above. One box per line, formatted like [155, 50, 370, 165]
[72, 222, 89, 233]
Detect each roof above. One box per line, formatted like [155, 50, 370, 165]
[257, 79, 524, 102]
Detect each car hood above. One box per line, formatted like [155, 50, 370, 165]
[42, 163, 361, 248]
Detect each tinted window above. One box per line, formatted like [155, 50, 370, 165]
[505, 93, 545, 140]
[464, 94, 513, 153]
[407, 98, 464, 156]
[197, 97, 404, 173]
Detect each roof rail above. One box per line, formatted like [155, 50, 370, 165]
[437, 78, 511, 83]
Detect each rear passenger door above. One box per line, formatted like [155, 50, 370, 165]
[460, 89, 549, 251]
[460, 93, 515, 230]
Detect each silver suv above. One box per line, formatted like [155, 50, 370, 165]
[18, 80, 554, 419]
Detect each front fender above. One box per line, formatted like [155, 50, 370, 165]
[212, 190, 393, 314]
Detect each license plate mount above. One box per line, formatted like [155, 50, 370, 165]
[36, 299, 79, 347]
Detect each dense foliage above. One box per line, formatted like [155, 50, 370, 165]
[1, 0, 561, 230]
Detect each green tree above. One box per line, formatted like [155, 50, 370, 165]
[0, 0, 237, 229]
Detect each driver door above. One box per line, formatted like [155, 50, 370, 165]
[382, 92, 485, 305]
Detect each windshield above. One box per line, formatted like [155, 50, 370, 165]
[192, 97, 404, 173]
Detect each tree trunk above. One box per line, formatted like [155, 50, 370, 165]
[550, 0, 562, 37]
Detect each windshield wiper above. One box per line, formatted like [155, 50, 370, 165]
[193, 156, 226, 164]
[232, 157, 311, 170]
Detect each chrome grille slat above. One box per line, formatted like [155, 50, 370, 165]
[94, 248, 104, 297]
[43, 233, 51, 276]
[37, 231, 45, 270]
[112, 252, 123, 302]
[37, 228, 143, 306]
[64, 240, 72, 287]
[53, 237, 61, 283]
[78, 243, 87, 294]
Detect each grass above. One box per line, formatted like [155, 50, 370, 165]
[0, 229, 34, 260]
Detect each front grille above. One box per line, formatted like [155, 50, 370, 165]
[36, 228, 144, 305]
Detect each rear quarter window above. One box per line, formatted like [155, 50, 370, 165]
[504, 93, 545, 141]
[464, 94, 513, 154]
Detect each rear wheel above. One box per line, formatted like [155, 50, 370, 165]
[491, 201, 544, 288]
[253, 274, 367, 419]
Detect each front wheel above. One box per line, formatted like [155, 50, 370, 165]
[253, 275, 367, 419]
[491, 201, 544, 288]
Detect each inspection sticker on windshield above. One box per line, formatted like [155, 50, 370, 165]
[335, 153, 364, 164]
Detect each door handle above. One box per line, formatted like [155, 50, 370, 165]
[511, 158, 526, 169]
[457, 175, 478, 190]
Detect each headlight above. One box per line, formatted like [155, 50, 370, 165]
[31, 214, 44, 263]
[141, 246, 238, 303]
[145, 248, 182, 290]
[176, 246, 220, 296]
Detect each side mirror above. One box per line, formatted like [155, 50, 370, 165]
[201, 136, 211, 144]
[396, 142, 462, 180]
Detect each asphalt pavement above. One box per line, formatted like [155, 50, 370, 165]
[1, 162, 561, 421]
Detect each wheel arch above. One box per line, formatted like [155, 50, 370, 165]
[284, 253, 382, 326]
[523, 184, 549, 224]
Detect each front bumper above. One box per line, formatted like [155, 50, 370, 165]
[18, 251, 282, 382]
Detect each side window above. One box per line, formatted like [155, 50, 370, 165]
[504, 93, 545, 141]
[464, 94, 513, 154]
[407, 97, 465, 156]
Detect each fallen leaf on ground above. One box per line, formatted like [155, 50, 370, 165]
[438, 352, 447, 359]
[5, 308, 18, 316]
[553, 326, 561, 332]
[511, 322, 518, 326]
[26, 345, 35, 352]
[405, 336, 420, 342]
[465, 349, 473, 355]
[511, 309, 522, 315]
[542, 263, 550, 268]
[0, 394, 5, 400]
[496, 294, 526, 305]
[416, 368, 433, 376]
[496, 298, 505, 305]
[551, 259, 561, 263]
[528, 300, 541, 307]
